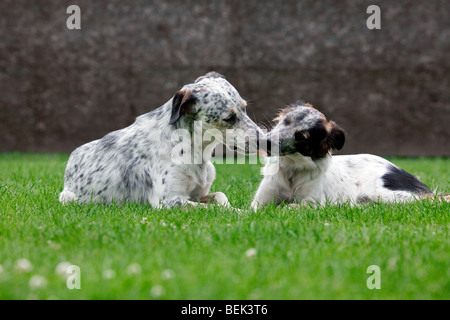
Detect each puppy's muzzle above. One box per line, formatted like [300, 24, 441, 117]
[257, 135, 279, 156]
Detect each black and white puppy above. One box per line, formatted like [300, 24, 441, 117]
[252, 102, 436, 210]
[60, 72, 263, 208]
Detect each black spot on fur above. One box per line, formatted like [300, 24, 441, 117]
[120, 165, 131, 190]
[101, 132, 118, 150]
[382, 165, 431, 194]
[293, 120, 345, 160]
[293, 110, 309, 124]
[295, 121, 328, 159]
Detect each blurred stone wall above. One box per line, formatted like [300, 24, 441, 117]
[0, 0, 449, 155]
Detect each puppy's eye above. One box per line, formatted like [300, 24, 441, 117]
[295, 131, 309, 140]
[223, 114, 237, 124]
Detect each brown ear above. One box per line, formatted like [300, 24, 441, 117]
[273, 106, 296, 122]
[169, 89, 197, 125]
[327, 122, 345, 151]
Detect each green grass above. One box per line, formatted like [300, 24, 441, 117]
[0, 153, 449, 300]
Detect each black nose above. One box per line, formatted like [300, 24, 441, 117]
[257, 137, 272, 155]
[265, 139, 272, 155]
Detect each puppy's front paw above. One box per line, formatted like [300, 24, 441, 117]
[201, 192, 231, 207]
[288, 203, 307, 209]
[213, 192, 231, 207]
[287, 200, 317, 209]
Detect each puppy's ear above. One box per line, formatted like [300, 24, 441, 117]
[274, 106, 296, 122]
[309, 125, 330, 159]
[169, 89, 197, 125]
[327, 122, 345, 151]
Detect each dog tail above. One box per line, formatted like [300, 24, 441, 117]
[59, 188, 77, 204]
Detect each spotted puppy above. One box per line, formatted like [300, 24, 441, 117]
[252, 102, 438, 210]
[60, 72, 263, 207]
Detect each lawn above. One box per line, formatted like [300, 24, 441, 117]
[0, 153, 448, 300]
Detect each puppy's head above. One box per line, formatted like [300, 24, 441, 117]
[169, 71, 263, 154]
[264, 102, 345, 159]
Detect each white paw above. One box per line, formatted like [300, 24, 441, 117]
[59, 189, 77, 204]
[213, 192, 231, 207]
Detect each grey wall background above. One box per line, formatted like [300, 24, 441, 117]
[0, 0, 449, 155]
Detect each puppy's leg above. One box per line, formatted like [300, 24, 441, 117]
[287, 198, 320, 209]
[251, 178, 279, 211]
[162, 197, 204, 209]
[288, 202, 312, 209]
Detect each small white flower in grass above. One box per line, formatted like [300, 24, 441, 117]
[324, 222, 330, 227]
[140, 217, 149, 224]
[127, 263, 142, 275]
[47, 240, 61, 250]
[29, 275, 47, 289]
[103, 269, 116, 279]
[150, 285, 165, 298]
[245, 248, 257, 259]
[55, 261, 72, 278]
[161, 269, 175, 280]
[248, 288, 263, 300]
[15, 258, 33, 273]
